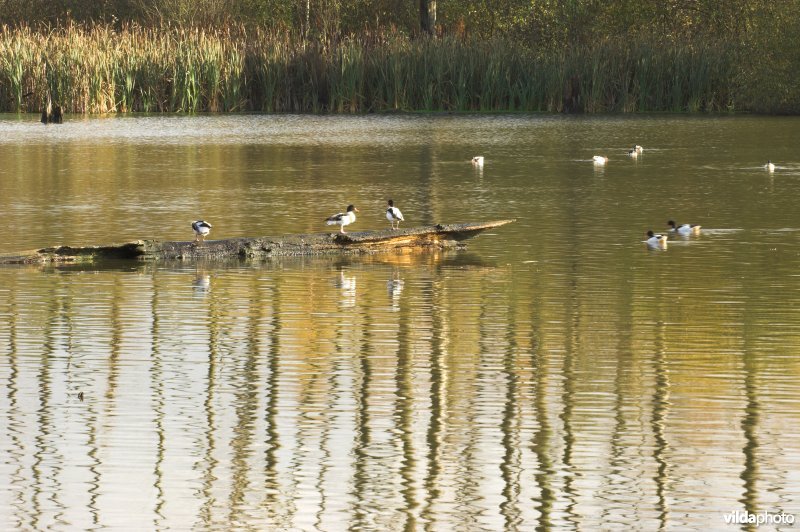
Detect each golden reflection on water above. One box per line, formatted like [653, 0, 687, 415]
[1, 115, 800, 530]
[0, 250, 798, 530]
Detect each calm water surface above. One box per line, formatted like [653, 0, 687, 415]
[1, 114, 800, 531]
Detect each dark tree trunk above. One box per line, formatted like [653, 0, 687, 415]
[420, 0, 436, 35]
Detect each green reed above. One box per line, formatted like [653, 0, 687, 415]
[0, 24, 751, 115]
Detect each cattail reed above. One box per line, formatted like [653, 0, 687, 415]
[0, 24, 741, 114]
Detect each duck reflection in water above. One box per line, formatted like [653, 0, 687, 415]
[387, 270, 404, 312]
[335, 270, 357, 308]
[193, 270, 211, 295]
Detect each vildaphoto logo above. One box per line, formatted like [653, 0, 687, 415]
[724, 510, 795, 526]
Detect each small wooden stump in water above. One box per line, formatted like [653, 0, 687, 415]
[0, 220, 515, 265]
[41, 104, 63, 124]
[41, 88, 63, 124]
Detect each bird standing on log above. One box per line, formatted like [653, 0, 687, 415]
[386, 199, 404, 230]
[326, 205, 358, 234]
[192, 220, 212, 241]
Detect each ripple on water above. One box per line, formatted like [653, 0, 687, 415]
[2, 115, 800, 530]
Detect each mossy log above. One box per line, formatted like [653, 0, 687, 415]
[0, 220, 514, 265]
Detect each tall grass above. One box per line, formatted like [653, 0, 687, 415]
[0, 24, 747, 115]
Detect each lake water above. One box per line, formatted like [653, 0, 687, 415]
[1, 114, 799, 531]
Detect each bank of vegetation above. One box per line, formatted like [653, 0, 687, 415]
[0, 0, 798, 114]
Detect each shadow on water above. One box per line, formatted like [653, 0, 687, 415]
[419, 273, 446, 531]
[2, 250, 498, 275]
[351, 271, 375, 530]
[150, 272, 168, 529]
[396, 283, 418, 529]
[500, 291, 522, 529]
[739, 296, 760, 530]
[739, 351, 759, 532]
[652, 321, 671, 531]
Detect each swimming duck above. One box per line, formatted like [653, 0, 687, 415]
[326, 205, 358, 233]
[191, 220, 212, 242]
[765, 160, 775, 172]
[593, 155, 608, 165]
[472, 156, 484, 166]
[386, 199, 404, 230]
[646, 230, 668, 247]
[667, 220, 701, 235]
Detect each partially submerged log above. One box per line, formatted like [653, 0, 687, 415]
[0, 220, 514, 265]
[41, 104, 63, 124]
[41, 89, 63, 124]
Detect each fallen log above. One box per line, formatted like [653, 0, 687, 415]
[0, 220, 514, 265]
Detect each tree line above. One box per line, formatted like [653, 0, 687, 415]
[0, 0, 796, 47]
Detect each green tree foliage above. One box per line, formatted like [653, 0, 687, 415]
[0, 0, 790, 47]
[736, 0, 800, 113]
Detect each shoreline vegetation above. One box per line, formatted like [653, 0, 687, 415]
[0, 23, 797, 115]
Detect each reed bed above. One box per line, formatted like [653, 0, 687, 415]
[0, 24, 742, 114]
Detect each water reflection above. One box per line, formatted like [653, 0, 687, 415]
[334, 270, 357, 308]
[192, 271, 212, 295]
[2, 246, 800, 530]
[651, 322, 671, 530]
[387, 270, 404, 312]
[2, 115, 800, 530]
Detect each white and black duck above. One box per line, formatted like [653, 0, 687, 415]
[667, 220, 701, 235]
[191, 220, 212, 242]
[645, 230, 668, 248]
[386, 199, 404, 230]
[326, 205, 359, 234]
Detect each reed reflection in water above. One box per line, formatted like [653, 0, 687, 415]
[1, 114, 800, 530]
[0, 250, 798, 530]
